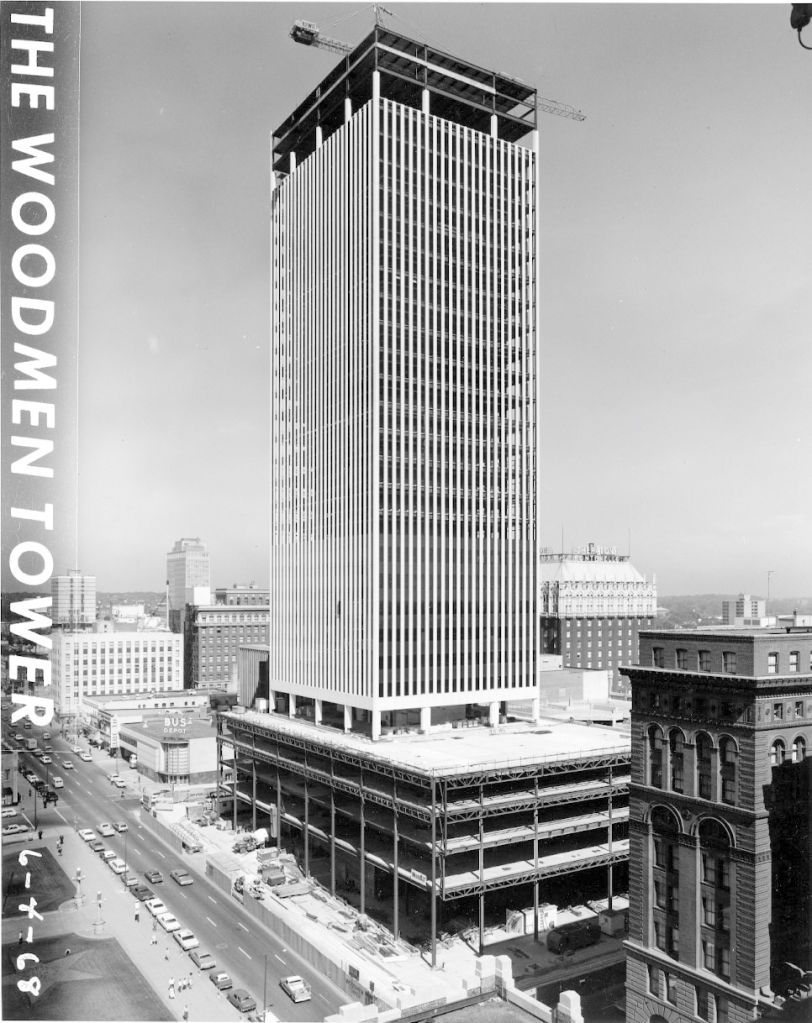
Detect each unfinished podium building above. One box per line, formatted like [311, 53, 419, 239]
[218, 710, 630, 955]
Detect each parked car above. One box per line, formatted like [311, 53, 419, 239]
[109, 774, 120, 784]
[99, 849, 116, 861]
[113, 779, 126, 789]
[227, 989, 257, 1013]
[1, 808, 18, 819]
[78, 828, 95, 842]
[157, 912, 180, 933]
[280, 975, 312, 1003]
[170, 869, 194, 886]
[189, 950, 216, 971]
[89, 839, 105, 852]
[61, 760, 74, 770]
[114, 821, 128, 832]
[132, 885, 154, 902]
[209, 972, 233, 991]
[144, 870, 163, 884]
[145, 899, 167, 917]
[80, 752, 92, 762]
[97, 823, 115, 836]
[71, 746, 82, 754]
[108, 858, 127, 874]
[3, 823, 30, 835]
[15, 733, 24, 741]
[173, 928, 199, 951]
[123, 874, 139, 888]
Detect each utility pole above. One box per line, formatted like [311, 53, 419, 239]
[767, 570, 774, 611]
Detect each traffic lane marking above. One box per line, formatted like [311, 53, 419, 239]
[206, 916, 217, 927]
[238, 946, 251, 959]
[237, 922, 248, 931]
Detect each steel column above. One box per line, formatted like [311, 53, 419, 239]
[330, 787, 336, 896]
[478, 780, 484, 954]
[393, 780, 400, 939]
[360, 789, 366, 915]
[607, 765, 614, 910]
[533, 772, 539, 940]
[251, 761, 257, 831]
[431, 774, 437, 969]
[304, 776, 310, 876]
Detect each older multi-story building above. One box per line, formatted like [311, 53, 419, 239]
[166, 537, 210, 633]
[214, 584, 269, 607]
[51, 630, 183, 716]
[540, 544, 656, 689]
[270, 24, 539, 739]
[51, 569, 96, 628]
[183, 602, 270, 688]
[624, 628, 812, 1023]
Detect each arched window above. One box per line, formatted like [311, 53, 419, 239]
[770, 739, 786, 767]
[698, 818, 732, 982]
[651, 807, 681, 959]
[719, 736, 738, 806]
[669, 729, 685, 793]
[792, 735, 806, 763]
[648, 725, 664, 788]
[696, 731, 713, 800]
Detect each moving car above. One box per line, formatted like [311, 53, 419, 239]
[97, 822, 115, 837]
[62, 760, 74, 770]
[15, 733, 24, 741]
[227, 989, 257, 1013]
[144, 870, 163, 884]
[189, 950, 216, 971]
[145, 898, 167, 917]
[173, 928, 199, 951]
[157, 912, 180, 933]
[108, 858, 127, 874]
[170, 869, 194, 886]
[80, 752, 92, 762]
[41, 756, 52, 764]
[71, 746, 82, 754]
[78, 829, 95, 842]
[52, 777, 64, 789]
[42, 732, 51, 740]
[280, 975, 312, 1003]
[209, 972, 232, 991]
[114, 821, 128, 832]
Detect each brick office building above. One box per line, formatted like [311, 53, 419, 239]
[624, 627, 812, 1023]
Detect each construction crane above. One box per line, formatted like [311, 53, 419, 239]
[289, 19, 585, 122]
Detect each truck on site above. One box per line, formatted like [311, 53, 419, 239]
[25, 738, 38, 751]
[546, 917, 601, 955]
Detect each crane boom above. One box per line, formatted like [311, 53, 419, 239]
[289, 20, 585, 122]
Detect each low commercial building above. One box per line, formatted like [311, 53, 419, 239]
[120, 715, 224, 786]
[217, 707, 630, 955]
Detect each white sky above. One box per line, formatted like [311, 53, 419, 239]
[77, 2, 812, 596]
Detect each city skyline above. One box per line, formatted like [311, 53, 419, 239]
[75, 3, 812, 594]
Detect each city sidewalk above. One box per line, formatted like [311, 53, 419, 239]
[30, 816, 259, 1023]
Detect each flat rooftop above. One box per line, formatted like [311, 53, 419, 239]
[224, 711, 630, 778]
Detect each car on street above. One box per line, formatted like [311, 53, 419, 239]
[78, 828, 95, 842]
[40, 755, 52, 764]
[123, 874, 139, 888]
[144, 870, 163, 884]
[100, 849, 116, 861]
[189, 950, 216, 970]
[280, 975, 312, 1003]
[15, 733, 24, 741]
[109, 774, 120, 784]
[89, 839, 105, 852]
[132, 884, 154, 902]
[32, 750, 44, 759]
[173, 928, 199, 951]
[113, 779, 126, 789]
[3, 823, 30, 835]
[145, 898, 167, 917]
[97, 823, 115, 837]
[71, 746, 82, 753]
[209, 972, 232, 991]
[227, 989, 257, 1013]
[114, 821, 128, 832]
[157, 912, 180, 932]
[44, 745, 53, 752]
[80, 752, 92, 762]
[108, 858, 127, 874]
[62, 760, 74, 770]
[170, 869, 194, 886]
[1, 808, 18, 819]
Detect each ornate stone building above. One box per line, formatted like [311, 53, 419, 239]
[624, 628, 812, 1023]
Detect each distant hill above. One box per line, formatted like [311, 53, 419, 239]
[657, 594, 812, 630]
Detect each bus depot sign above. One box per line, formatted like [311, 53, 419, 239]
[162, 714, 191, 737]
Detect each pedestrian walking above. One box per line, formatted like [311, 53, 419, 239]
[182, 1007, 189, 1022]
[58, 846, 62, 857]
[37, 830, 42, 840]
[168, 977, 175, 999]
[18, 931, 24, 946]
[150, 931, 158, 946]
[134, 902, 140, 923]
[187, 971, 193, 990]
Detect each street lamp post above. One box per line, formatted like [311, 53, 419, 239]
[263, 952, 268, 1019]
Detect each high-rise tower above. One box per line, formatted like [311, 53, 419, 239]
[270, 27, 539, 738]
[166, 537, 210, 634]
[51, 569, 96, 628]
